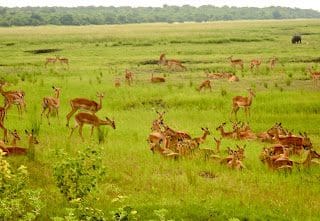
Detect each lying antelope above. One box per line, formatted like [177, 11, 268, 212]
[66, 92, 104, 127]
[159, 53, 186, 71]
[151, 73, 165, 83]
[230, 88, 255, 120]
[307, 66, 320, 87]
[216, 122, 235, 139]
[41, 86, 61, 125]
[69, 112, 115, 141]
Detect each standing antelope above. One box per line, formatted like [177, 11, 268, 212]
[0, 107, 7, 142]
[228, 56, 244, 70]
[197, 80, 212, 92]
[66, 93, 104, 127]
[57, 56, 69, 67]
[159, 53, 186, 71]
[41, 86, 61, 125]
[0, 82, 26, 117]
[307, 66, 320, 87]
[269, 57, 277, 70]
[249, 58, 262, 70]
[45, 57, 57, 67]
[125, 69, 134, 86]
[151, 73, 165, 83]
[231, 88, 255, 120]
[69, 112, 115, 141]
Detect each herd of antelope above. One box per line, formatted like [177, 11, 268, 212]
[1, 52, 319, 173]
[0, 81, 116, 156]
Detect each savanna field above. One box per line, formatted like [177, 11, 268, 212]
[1, 19, 320, 220]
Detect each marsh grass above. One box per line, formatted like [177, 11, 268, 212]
[0, 20, 320, 220]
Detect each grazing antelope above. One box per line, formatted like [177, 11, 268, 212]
[230, 88, 255, 120]
[228, 56, 244, 70]
[151, 73, 165, 83]
[0, 129, 38, 156]
[125, 69, 134, 86]
[197, 80, 212, 92]
[159, 53, 186, 71]
[69, 112, 115, 141]
[249, 58, 262, 70]
[0, 107, 7, 142]
[66, 92, 104, 127]
[41, 86, 61, 125]
[0, 82, 26, 116]
[307, 66, 320, 87]
[269, 57, 277, 70]
[45, 56, 57, 67]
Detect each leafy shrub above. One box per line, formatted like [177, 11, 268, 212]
[111, 206, 138, 221]
[0, 150, 44, 220]
[53, 147, 105, 201]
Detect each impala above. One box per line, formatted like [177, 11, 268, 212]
[216, 122, 235, 138]
[66, 92, 104, 127]
[41, 86, 61, 125]
[0, 107, 7, 142]
[197, 80, 212, 92]
[192, 127, 211, 148]
[230, 88, 255, 119]
[69, 112, 115, 141]
[213, 137, 222, 153]
[228, 75, 239, 82]
[114, 78, 121, 87]
[269, 57, 277, 70]
[151, 73, 165, 83]
[57, 56, 69, 67]
[228, 56, 244, 70]
[125, 69, 134, 86]
[0, 82, 26, 116]
[249, 58, 262, 70]
[159, 53, 186, 70]
[0, 130, 38, 156]
[45, 57, 57, 67]
[307, 66, 320, 87]
[10, 129, 20, 146]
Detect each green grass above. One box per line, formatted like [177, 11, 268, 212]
[1, 20, 320, 220]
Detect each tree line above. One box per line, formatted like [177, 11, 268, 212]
[0, 5, 319, 26]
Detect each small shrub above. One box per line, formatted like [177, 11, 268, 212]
[286, 79, 291, 86]
[288, 73, 293, 78]
[189, 80, 193, 87]
[53, 147, 106, 201]
[263, 82, 268, 88]
[220, 88, 227, 96]
[111, 206, 138, 221]
[274, 83, 278, 88]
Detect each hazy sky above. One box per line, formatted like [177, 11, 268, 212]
[1, 0, 319, 11]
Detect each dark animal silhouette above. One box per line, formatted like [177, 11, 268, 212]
[291, 35, 301, 44]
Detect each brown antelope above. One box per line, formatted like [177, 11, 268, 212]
[151, 73, 165, 83]
[69, 112, 115, 141]
[228, 56, 244, 70]
[230, 88, 255, 119]
[10, 129, 20, 146]
[274, 131, 312, 154]
[216, 122, 235, 138]
[45, 57, 57, 67]
[0, 130, 38, 156]
[227, 151, 246, 170]
[0, 82, 26, 116]
[151, 111, 165, 132]
[159, 53, 186, 71]
[214, 137, 222, 153]
[300, 149, 320, 167]
[0, 107, 7, 142]
[307, 66, 320, 87]
[192, 127, 211, 148]
[148, 132, 167, 153]
[206, 72, 223, 79]
[114, 78, 121, 87]
[269, 57, 277, 70]
[125, 69, 134, 86]
[197, 80, 212, 92]
[66, 92, 104, 127]
[57, 56, 69, 67]
[249, 58, 262, 70]
[228, 75, 239, 82]
[41, 86, 61, 125]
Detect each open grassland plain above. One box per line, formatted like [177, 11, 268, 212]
[0, 20, 320, 220]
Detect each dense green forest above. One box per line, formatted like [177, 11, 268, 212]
[0, 5, 319, 26]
